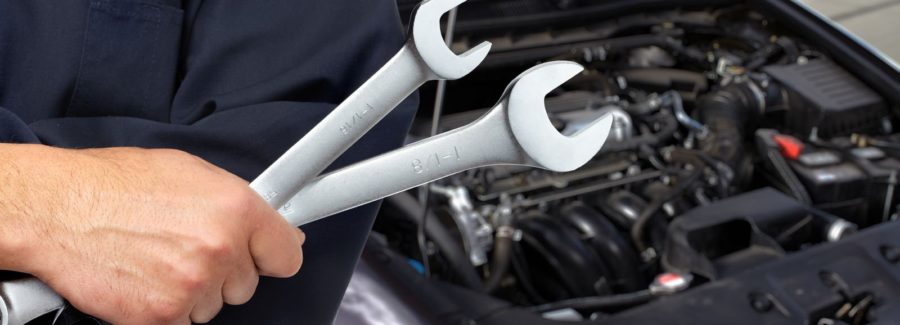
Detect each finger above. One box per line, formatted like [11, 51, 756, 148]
[296, 228, 306, 246]
[247, 201, 303, 278]
[222, 250, 260, 305]
[189, 284, 225, 324]
[173, 317, 193, 325]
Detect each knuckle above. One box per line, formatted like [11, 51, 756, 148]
[197, 235, 235, 260]
[215, 186, 256, 215]
[269, 247, 303, 278]
[296, 230, 306, 246]
[191, 303, 223, 324]
[192, 313, 216, 324]
[265, 266, 290, 278]
[150, 297, 187, 323]
[298, 246, 305, 268]
[173, 263, 211, 294]
[290, 253, 304, 276]
[194, 230, 232, 253]
[226, 283, 257, 306]
[294, 246, 305, 273]
[223, 267, 259, 305]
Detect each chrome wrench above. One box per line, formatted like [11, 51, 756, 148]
[0, 277, 62, 325]
[280, 61, 614, 226]
[251, 0, 492, 209]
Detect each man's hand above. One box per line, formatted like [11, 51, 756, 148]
[0, 144, 304, 324]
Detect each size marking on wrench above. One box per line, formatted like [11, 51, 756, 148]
[339, 103, 375, 136]
[412, 146, 461, 174]
[279, 202, 295, 215]
[262, 191, 279, 202]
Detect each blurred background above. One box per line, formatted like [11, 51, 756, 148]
[804, 0, 899, 62]
[335, 1, 900, 324]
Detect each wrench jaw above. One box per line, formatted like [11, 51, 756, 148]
[506, 61, 615, 172]
[411, 0, 492, 80]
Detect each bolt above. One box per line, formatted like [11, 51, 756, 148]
[749, 292, 773, 313]
[880, 245, 900, 264]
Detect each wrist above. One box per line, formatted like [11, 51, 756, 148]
[0, 144, 69, 274]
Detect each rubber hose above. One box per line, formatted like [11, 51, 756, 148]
[631, 149, 705, 252]
[483, 232, 513, 293]
[696, 82, 766, 184]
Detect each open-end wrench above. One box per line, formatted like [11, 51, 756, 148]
[0, 277, 62, 325]
[0, 61, 606, 325]
[251, 0, 492, 209]
[279, 61, 614, 226]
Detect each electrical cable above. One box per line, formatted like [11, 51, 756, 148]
[431, 7, 457, 137]
[528, 289, 656, 314]
[389, 193, 483, 288]
[417, 7, 460, 279]
[870, 139, 900, 150]
[416, 187, 433, 277]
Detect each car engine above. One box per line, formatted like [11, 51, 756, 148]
[349, 1, 900, 324]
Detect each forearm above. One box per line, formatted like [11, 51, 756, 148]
[0, 144, 137, 276]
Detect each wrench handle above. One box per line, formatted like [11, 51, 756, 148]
[251, 44, 432, 208]
[280, 106, 528, 226]
[0, 275, 64, 325]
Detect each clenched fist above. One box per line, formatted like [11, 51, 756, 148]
[0, 144, 304, 324]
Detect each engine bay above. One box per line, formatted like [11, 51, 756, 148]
[354, 1, 900, 324]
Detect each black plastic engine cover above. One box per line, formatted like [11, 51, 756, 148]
[765, 59, 888, 137]
[603, 220, 900, 324]
[662, 188, 856, 280]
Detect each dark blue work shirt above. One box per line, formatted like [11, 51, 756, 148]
[0, 0, 417, 323]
